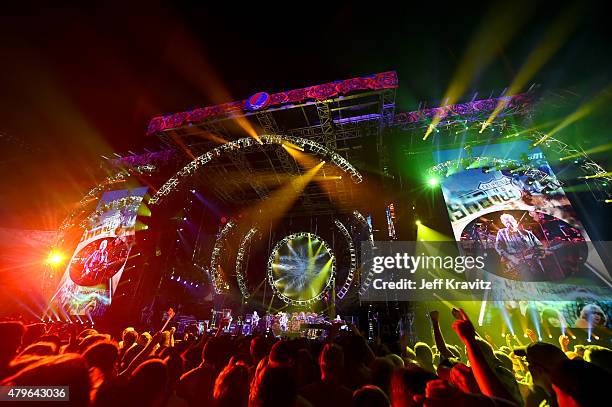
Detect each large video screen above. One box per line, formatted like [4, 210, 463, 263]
[435, 140, 611, 328]
[50, 187, 147, 317]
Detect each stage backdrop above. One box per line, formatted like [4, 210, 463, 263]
[50, 187, 147, 317]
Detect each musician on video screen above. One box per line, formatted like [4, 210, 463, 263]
[83, 239, 109, 280]
[495, 213, 544, 276]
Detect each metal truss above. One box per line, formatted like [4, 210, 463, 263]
[378, 89, 396, 177]
[210, 220, 236, 294]
[256, 111, 281, 135]
[315, 101, 337, 150]
[334, 220, 357, 299]
[149, 135, 363, 205]
[255, 110, 319, 211]
[227, 150, 270, 200]
[354, 210, 376, 297]
[526, 132, 612, 202]
[236, 227, 258, 299]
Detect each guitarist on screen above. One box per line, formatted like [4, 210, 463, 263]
[495, 213, 545, 278]
[82, 239, 109, 280]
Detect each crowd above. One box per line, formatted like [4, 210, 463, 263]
[0, 307, 610, 407]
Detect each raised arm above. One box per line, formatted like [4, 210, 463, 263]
[430, 310, 454, 361]
[453, 308, 516, 403]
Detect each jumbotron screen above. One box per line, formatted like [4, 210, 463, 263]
[50, 187, 147, 317]
[435, 140, 611, 329]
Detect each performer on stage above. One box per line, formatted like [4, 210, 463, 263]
[252, 310, 260, 331]
[495, 213, 544, 277]
[279, 312, 288, 332]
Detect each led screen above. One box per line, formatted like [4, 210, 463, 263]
[435, 140, 611, 327]
[50, 187, 147, 317]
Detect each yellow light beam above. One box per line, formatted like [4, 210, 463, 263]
[502, 119, 561, 138]
[423, 0, 534, 140]
[244, 161, 324, 228]
[581, 172, 612, 180]
[559, 143, 612, 161]
[282, 142, 305, 152]
[482, 3, 584, 132]
[533, 85, 612, 146]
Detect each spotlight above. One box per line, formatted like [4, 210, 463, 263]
[191, 190, 196, 193]
[427, 177, 439, 187]
[183, 217, 187, 221]
[46, 250, 65, 266]
[415, 220, 422, 226]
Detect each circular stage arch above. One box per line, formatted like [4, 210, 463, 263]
[267, 232, 335, 306]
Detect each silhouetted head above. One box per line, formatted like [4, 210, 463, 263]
[0, 321, 25, 365]
[1, 354, 90, 407]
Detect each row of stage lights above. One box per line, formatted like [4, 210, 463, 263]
[500, 331, 600, 343]
[169, 275, 200, 288]
[41, 319, 95, 326]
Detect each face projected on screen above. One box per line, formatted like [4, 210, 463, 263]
[500, 214, 519, 231]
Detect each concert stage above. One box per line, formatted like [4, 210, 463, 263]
[34, 71, 612, 343]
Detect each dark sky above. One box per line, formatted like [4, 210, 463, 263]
[0, 1, 610, 229]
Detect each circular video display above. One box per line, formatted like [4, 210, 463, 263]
[460, 210, 587, 282]
[267, 232, 335, 305]
[69, 236, 130, 286]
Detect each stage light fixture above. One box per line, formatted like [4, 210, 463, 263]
[46, 250, 65, 266]
[415, 220, 422, 226]
[427, 177, 439, 187]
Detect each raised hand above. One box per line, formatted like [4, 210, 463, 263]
[429, 310, 439, 322]
[452, 308, 476, 343]
[525, 329, 537, 343]
[559, 335, 570, 351]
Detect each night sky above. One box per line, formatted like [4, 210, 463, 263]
[0, 1, 610, 230]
